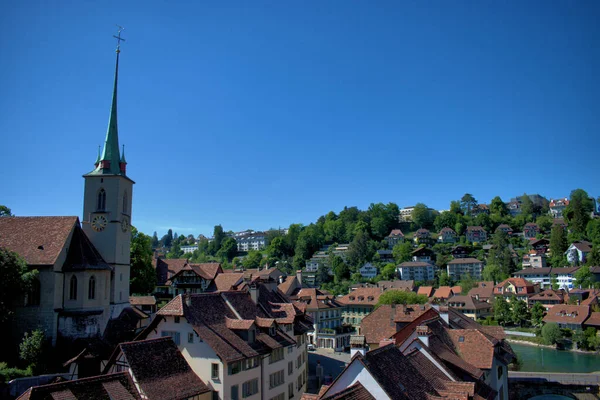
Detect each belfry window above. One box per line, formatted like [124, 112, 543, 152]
[88, 276, 96, 300]
[70, 275, 78, 300]
[123, 191, 128, 214]
[97, 189, 106, 211]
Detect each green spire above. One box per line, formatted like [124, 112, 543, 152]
[95, 145, 101, 165]
[99, 47, 122, 174]
[120, 144, 127, 163]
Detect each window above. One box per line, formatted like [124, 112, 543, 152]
[288, 361, 293, 375]
[26, 278, 41, 306]
[297, 373, 302, 390]
[269, 370, 285, 389]
[161, 331, 180, 345]
[242, 378, 259, 398]
[270, 347, 284, 364]
[174, 316, 180, 323]
[69, 275, 77, 300]
[97, 189, 106, 211]
[188, 332, 194, 344]
[231, 385, 239, 400]
[270, 393, 285, 400]
[211, 363, 219, 380]
[88, 276, 96, 300]
[123, 191, 128, 214]
[288, 382, 294, 398]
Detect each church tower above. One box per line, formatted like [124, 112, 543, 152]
[82, 28, 134, 318]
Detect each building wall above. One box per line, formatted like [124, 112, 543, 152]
[447, 263, 482, 280]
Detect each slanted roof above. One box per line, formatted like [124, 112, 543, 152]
[387, 229, 404, 238]
[154, 258, 189, 286]
[585, 312, 600, 328]
[321, 382, 375, 400]
[447, 296, 492, 311]
[433, 286, 454, 299]
[211, 272, 244, 291]
[376, 280, 415, 291]
[120, 337, 210, 400]
[543, 305, 590, 326]
[570, 241, 592, 252]
[361, 304, 431, 345]
[337, 288, 382, 306]
[417, 286, 434, 297]
[129, 296, 156, 306]
[63, 223, 111, 271]
[467, 281, 494, 300]
[0, 216, 77, 266]
[277, 275, 299, 295]
[17, 372, 140, 400]
[447, 257, 482, 265]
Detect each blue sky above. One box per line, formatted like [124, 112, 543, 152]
[1, 1, 599, 237]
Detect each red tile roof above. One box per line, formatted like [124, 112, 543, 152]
[467, 282, 494, 300]
[277, 275, 299, 296]
[447, 330, 497, 369]
[433, 286, 455, 299]
[447, 296, 492, 311]
[295, 288, 344, 310]
[417, 286, 434, 297]
[494, 278, 536, 295]
[585, 312, 600, 328]
[129, 296, 156, 306]
[361, 304, 431, 344]
[212, 272, 244, 291]
[376, 280, 415, 291]
[16, 372, 140, 400]
[337, 288, 382, 306]
[0, 216, 77, 266]
[321, 382, 375, 400]
[543, 305, 590, 326]
[119, 337, 210, 400]
[154, 258, 189, 286]
[388, 229, 404, 238]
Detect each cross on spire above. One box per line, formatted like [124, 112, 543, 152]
[113, 25, 125, 52]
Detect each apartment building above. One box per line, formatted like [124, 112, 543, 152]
[446, 258, 483, 280]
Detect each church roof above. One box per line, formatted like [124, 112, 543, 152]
[0, 216, 77, 265]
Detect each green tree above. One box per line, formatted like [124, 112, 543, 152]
[19, 329, 46, 373]
[565, 189, 593, 239]
[550, 274, 559, 290]
[458, 273, 476, 294]
[266, 236, 288, 259]
[130, 227, 156, 294]
[216, 237, 238, 261]
[434, 212, 458, 233]
[549, 225, 568, 267]
[490, 196, 508, 217]
[376, 290, 428, 306]
[332, 255, 350, 283]
[368, 202, 400, 239]
[209, 225, 226, 255]
[166, 242, 183, 259]
[392, 242, 413, 263]
[439, 271, 451, 287]
[460, 194, 478, 215]
[316, 264, 332, 285]
[151, 231, 159, 248]
[243, 250, 263, 269]
[0, 205, 13, 217]
[493, 296, 511, 326]
[381, 263, 397, 280]
[347, 230, 371, 267]
[535, 215, 553, 233]
[530, 302, 545, 327]
[520, 194, 534, 219]
[486, 231, 515, 277]
[449, 200, 462, 215]
[574, 265, 594, 289]
[0, 248, 38, 324]
[286, 224, 303, 256]
[541, 322, 562, 345]
[585, 247, 600, 268]
[587, 219, 600, 245]
[511, 299, 530, 327]
[412, 203, 433, 229]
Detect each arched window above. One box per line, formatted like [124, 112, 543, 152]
[69, 275, 78, 300]
[27, 278, 41, 306]
[97, 189, 106, 211]
[88, 276, 96, 300]
[122, 191, 128, 214]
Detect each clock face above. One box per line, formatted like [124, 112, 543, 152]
[91, 215, 108, 232]
[121, 217, 130, 232]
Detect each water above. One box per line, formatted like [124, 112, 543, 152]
[509, 342, 600, 373]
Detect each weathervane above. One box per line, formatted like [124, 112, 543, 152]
[113, 25, 125, 52]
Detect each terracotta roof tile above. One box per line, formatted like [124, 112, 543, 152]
[361, 304, 431, 344]
[433, 286, 454, 299]
[225, 318, 255, 330]
[16, 372, 140, 400]
[543, 305, 590, 326]
[212, 272, 244, 291]
[388, 229, 404, 238]
[154, 258, 188, 286]
[585, 312, 600, 327]
[0, 216, 77, 266]
[337, 288, 382, 306]
[277, 275, 299, 295]
[447, 296, 492, 311]
[129, 296, 156, 306]
[467, 282, 494, 300]
[321, 382, 375, 400]
[376, 280, 415, 291]
[417, 286, 434, 297]
[120, 337, 210, 400]
[157, 295, 184, 316]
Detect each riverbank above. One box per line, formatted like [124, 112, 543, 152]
[508, 342, 600, 373]
[506, 336, 600, 355]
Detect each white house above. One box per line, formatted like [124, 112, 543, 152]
[359, 263, 378, 279]
[396, 262, 435, 282]
[565, 241, 592, 264]
[446, 258, 483, 280]
[141, 286, 312, 400]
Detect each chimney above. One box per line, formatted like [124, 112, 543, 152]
[416, 325, 432, 347]
[249, 283, 259, 304]
[279, 275, 284, 285]
[296, 270, 303, 287]
[438, 306, 449, 324]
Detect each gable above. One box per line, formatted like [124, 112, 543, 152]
[321, 357, 390, 400]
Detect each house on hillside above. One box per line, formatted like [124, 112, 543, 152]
[523, 223, 540, 239]
[411, 246, 434, 262]
[550, 198, 569, 218]
[451, 245, 469, 259]
[386, 229, 404, 249]
[493, 278, 538, 303]
[338, 288, 382, 333]
[414, 228, 431, 244]
[495, 224, 513, 236]
[359, 263, 378, 279]
[529, 289, 565, 310]
[543, 305, 591, 330]
[438, 227, 458, 243]
[446, 258, 483, 280]
[522, 250, 547, 269]
[466, 226, 487, 243]
[566, 241, 592, 264]
[396, 262, 435, 282]
[447, 295, 492, 320]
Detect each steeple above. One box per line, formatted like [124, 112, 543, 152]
[92, 27, 126, 176]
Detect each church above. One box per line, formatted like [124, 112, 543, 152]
[0, 34, 135, 348]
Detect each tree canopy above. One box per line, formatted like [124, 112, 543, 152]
[0, 247, 38, 324]
[130, 227, 156, 294]
[376, 290, 428, 306]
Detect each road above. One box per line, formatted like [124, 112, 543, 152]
[509, 371, 600, 385]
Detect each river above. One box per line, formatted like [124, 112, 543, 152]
[509, 342, 600, 373]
